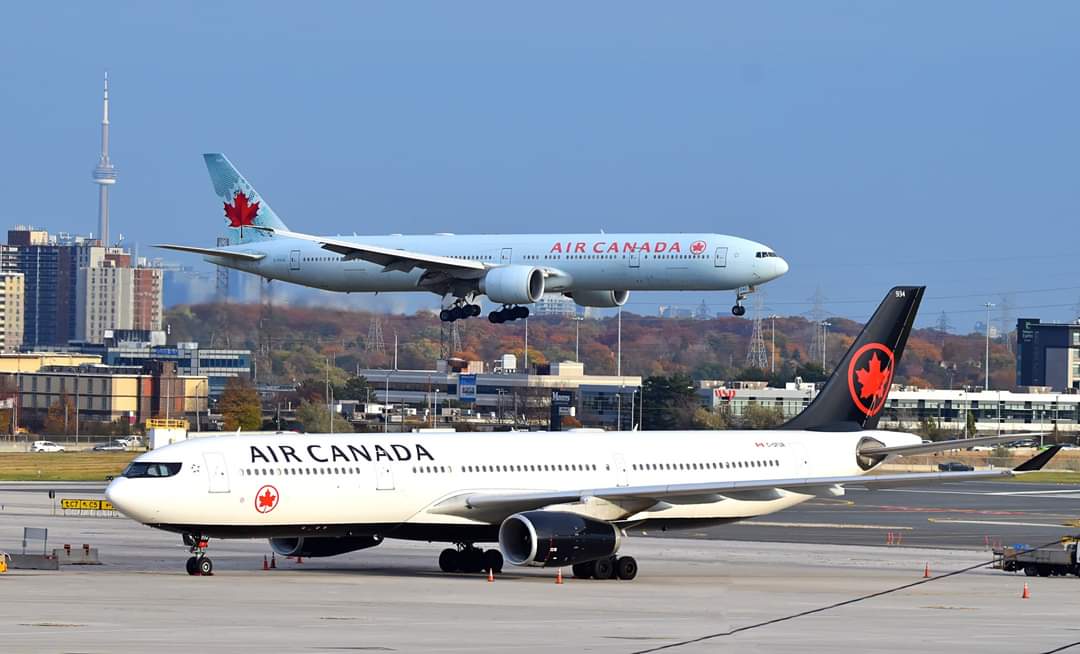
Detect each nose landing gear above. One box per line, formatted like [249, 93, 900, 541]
[488, 305, 529, 323]
[732, 285, 755, 316]
[183, 533, 213, 576]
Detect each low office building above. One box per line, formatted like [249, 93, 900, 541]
[359, 359, 641, 429]
[6, 361, 208, 428]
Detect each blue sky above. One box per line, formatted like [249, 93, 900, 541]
[2, 2, 1078, 330]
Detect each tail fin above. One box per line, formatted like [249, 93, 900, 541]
[203, 153, 289, 244]
[782, 286, 925, 431]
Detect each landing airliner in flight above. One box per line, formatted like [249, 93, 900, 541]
[156, 154, 788, 322]
[106, 286, 1060, 578]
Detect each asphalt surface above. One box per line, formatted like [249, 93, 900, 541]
[642, 481, 1080, 551]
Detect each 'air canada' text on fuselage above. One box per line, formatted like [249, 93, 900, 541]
[250, 443, 435, 465]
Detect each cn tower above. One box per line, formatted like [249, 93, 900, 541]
[91, 72, 117, 245]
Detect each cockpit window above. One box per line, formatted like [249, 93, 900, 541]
[122, 462, 182, 478]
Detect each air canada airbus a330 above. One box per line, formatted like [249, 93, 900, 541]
[105, 286, 1060, 579]
[156, 154, 788, 322]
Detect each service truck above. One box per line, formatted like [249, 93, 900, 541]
[994, 541, 1080, 577]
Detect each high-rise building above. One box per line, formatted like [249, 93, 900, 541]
[75, 262, 163, 344]
[132, 268, 163, 331]
[0, 272, 24, 352]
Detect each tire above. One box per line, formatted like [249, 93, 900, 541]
[616, 556, 638, 581]
[593, 557, 615, 580]
[1038, 566, 1051, 577]
[514, 306, 529, 320]
[439, 548, 459, 573]
[439, 309, 451, 322]
[1024, 565, 1038, 577]
[483, 549, 504, 574]
[198, 557, 213, 576]
[470, 304, 482, 317]
[185, 556, 198, 576]
[462, 549, 484, 574]
[572, 561, 596, 579]
[488, 312, 502, 324]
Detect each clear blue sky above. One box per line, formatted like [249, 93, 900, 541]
[2, 2, 1077, 330]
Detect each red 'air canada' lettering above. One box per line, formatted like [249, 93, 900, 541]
[548, 241, 690, 254]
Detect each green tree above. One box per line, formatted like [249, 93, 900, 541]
[964, 410, 977, 438]
[642, 374, 699, 430]
[219, 378, 262, 432]
[44, 394, 76, 435]
[337, 375, 371, 402]
[295, 400, 353, 433]
[739, 402, 786, 429]
[794, 362, 827, 383]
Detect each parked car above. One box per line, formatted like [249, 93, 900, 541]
[30, 440, 64, 453]
[938, 461, 974, 472]
[92, 440, 127, 452]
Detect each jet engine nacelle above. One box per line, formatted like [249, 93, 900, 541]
[568, 289, 629, 308]
[498, 510, 621, 567]
[479, 265, 545, 305]
[269, 535, 382, 558]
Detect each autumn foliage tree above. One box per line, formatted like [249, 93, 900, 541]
[219, 377, 262, 432]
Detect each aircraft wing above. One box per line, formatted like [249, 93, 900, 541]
[154, 244, 266, 261]
[428, 446, 1061, 522]
[251, 226, 486, 274]
[858, 433, 1045, 458]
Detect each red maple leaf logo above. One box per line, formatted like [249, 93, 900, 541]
[690, 240, 706, 255]
[258, 488, 276, 508]
[854, 352, 890, 404]
[224, 191, 260, 228]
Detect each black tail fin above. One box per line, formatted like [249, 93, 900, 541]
[782, 286, 925, 431]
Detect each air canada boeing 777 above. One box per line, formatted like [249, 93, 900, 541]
[156, 154, 788, 322]
[106, 286, 1060, 579]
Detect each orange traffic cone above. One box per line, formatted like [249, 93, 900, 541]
[270, 553, 277, 569]
[556, 568, 564, 585]
[487, 568, 494, 582]
[1022, 583, 1030, 599]
[923, 563, 930, 579]
[263, 555, 269, 571]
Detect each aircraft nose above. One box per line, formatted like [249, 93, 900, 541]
[774, 256, 789, 278]
[105, 477, 147, 522]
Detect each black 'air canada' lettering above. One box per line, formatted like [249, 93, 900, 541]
[249, 442, 435, 465]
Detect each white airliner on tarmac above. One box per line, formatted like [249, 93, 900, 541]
[106, 286, 1060, 579]
[156, 154, 788, 322]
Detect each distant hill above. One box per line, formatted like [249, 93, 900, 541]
[165, 303, 1016, 389]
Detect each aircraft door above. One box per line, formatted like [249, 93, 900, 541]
[290, 250, 301, 271]
[203, 452, 230, 493]
[613, 453, 629, 487]
[375, 463, 395, 491]
[500, 248, 513, 264]
[714, 247, 728, 268]
[629, 250, 640, 268]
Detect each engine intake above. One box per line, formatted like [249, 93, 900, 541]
[269, 535, 382, 558]
[480, 266, 545, 305]
[498, 511, 621, 567]
[568, 289, 629, 308]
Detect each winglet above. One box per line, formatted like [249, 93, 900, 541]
[1013, 445, 1063, 472]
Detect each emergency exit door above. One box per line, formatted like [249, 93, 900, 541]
[714, 247, 728, 268]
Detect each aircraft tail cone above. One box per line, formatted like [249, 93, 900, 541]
[270, 553, 277, 569]
[923, 563, 930, 579]
[263, 555, 269, 571]
[1022, 583, 1030, 599]
[556, 568, 564, 585]
[487, 568, 494, 583]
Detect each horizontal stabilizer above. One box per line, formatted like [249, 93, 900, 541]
[859, 433, 1044, 457]
[154, 244, 265, 261]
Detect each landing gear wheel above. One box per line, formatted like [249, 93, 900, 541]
[185, 556, 199, 576]
[197, 557, 213, 576]
[482, 549, 504, 574]
[514, 306, 529, 320]
[461, 548, 485, 573]
[439, 548, 460, 573]
[615, 556, 638, 580]
[488, 311, 503, 324]
[469, 304, 482, 317]
[440, 309, 452, 322]
[732, 304, 746, 317]
[572, 561, 596, 579]
[593, 557, 615, 580]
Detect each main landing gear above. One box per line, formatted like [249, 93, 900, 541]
[183, 533, 213, 576]
[572, 555, 638, 581]
[439, 302, 482, 322]
[488, 305, 529, 324]
[438, 545, 504, 574]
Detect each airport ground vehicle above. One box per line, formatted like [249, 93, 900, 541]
[31, 441, 64, 453]
[995, 542, 1080, 577]
[93, 440, 128, 452]
[937, 461, 974, 471]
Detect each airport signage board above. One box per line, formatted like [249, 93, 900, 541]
[60, 499, 115, 511]
[459, 374, 477, 402]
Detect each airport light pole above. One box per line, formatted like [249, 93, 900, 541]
[573, 315, 583, 362]
[821, 321, 832, 371]
[984, 302, 995, 390]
